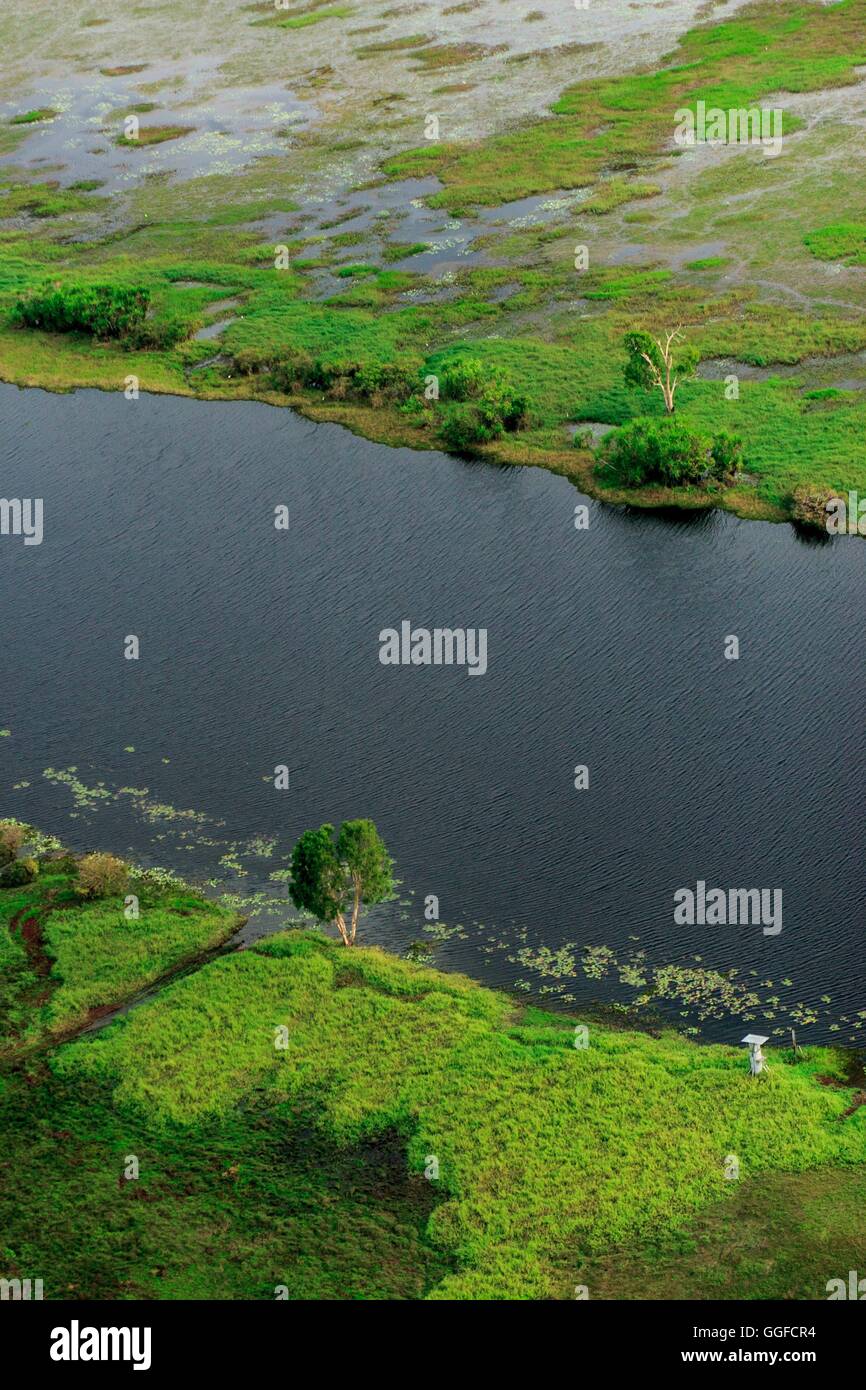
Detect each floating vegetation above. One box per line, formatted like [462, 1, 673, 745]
[43, 766, 113, 810]
[246, 835, 276, 858]
[505, 935, 846, 1042]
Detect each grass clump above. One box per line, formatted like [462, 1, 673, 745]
[10, 108, 57, 125]
[804, 222, 866, 266]
[582, 179, 661, 215]
[115, 125, 195, 148]
[12, 283, 150, 339]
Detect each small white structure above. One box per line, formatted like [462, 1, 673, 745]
[742, 1033, 769, 1076]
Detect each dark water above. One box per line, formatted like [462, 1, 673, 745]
[0, 383, 862, 1042]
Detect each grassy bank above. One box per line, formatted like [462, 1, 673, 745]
[0, 842, 240, 1056]
[2, 0, 866, 522]
[3, 899, 865, 1299]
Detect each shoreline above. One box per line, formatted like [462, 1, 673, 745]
[0, 365, 813, 529]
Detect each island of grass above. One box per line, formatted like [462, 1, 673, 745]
[115, 124, 195, 147]
[10, 108, 58, 125]
[1, 827, 865, 1300]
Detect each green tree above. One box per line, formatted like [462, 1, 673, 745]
[623, 327, 698, 413]
[289, 819, 395, 946]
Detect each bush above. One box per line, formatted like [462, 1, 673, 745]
[268, 347, 315, 393]
[76, 853, 129, 899]
[122, 315, 188, 350]
[0, 858, 38, 888]
[353, 360, 422, 405]
[791, 484, 835, 530]
[0, 822, 26, 864]
[267, 351, 422, 406]
[438, 402, 505, 451]
[232, 347, 269, 377]
[596, 417, 742, 489]
[39, 852, 79, 876]
[13, 283, 150, 339]
[436, 358, 529, 451]
[709, 431, 744, 482]
[440, 357, 489, 402]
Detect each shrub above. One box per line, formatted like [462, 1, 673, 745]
[122, 315, 188, 349]
[440, 357, 489, 402]
[0, 858, 38, 888]
[232, 346, 269, 377]
[476, 376, 529, 432]
[268, 347, 315, 393]
[438, 402, 503, 451]
[13, 283, 150, 339]
[76, 853, 129, 899]
[791, 484, 835, 530]
[596, 417, 740, 489]
[709, 431, 744, 482]
[39, 852, 79, 876]
[353, 360, 422, 405]
[0, 822, 26, 864]
[435, 358, 529, 450]
[267, 351, 422, 405]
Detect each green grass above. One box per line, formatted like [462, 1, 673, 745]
[576, 1168, 866, 1300]
[1, 0, 866, 522]
[581, 179, 661, 215]
[0, 179, 106, 219]
[10, 108, 57, 125]
[115, 125, 195, 148]
[55, 929, 866, 1300]
[0, 1067, 450, 1300]
[804, 222, 866, 266]
[382, 0, 866, 209]
[0, 857, 239, 1054]
[259, 5, 354, 29]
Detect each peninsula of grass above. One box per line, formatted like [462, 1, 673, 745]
[0, 840, 240, 1056]
[2, 908, 865, 1300]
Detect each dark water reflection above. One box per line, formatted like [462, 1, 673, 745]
[0, 384, 862, 1042]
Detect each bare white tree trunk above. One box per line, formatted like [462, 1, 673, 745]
[639, 327, 683, 414]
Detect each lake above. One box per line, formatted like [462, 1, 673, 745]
[1, 382, 862, 1042]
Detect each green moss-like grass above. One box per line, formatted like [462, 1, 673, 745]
[0, 858, 239, 1055]
[10, 107, 58, 125]
[53, 928, 866, 1300]
[382, 0, 866, 209]
[115, 124, 195, 147]
[804, 222, 866, 265]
